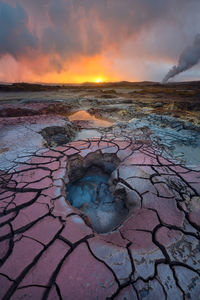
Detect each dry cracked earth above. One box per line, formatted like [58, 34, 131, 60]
[0, 82, 200, 299]
[0, 137, 200, 300]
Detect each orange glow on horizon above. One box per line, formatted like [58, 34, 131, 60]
[16, 54, 120, 84]
[0, 53, 141, 84]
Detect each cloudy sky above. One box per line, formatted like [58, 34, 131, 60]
[0, 0, 199, 83]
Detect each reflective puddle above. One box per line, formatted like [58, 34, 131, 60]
[68, 110, 113, 127]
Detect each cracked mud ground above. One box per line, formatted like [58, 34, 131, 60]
[0, 82, 200, 299]
[0, 137, 200, 300]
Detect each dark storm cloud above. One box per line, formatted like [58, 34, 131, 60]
[0, 1, 38, 58]
[41, 0, 171, 56]
[41, 0, 103, 57]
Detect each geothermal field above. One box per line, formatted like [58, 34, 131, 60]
[0, 81, 200, 299]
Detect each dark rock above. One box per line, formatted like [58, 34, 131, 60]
[0, 108, 38, 118]
[40, 124, 77, 147]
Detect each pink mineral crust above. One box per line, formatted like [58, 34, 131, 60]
[10, 287, 46, 300]
[13, 192, 38, 206]
[19, 240, 70, 287]
[55, 243, 118, 298]
[20, 216, 63, 245]
[0, 275, 13, 299]
[155, 227, 183, 246]
[0, 139, 200, 299]
[0, 238, 43, 279]
[60, 215, 92, 244]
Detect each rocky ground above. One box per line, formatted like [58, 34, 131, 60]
[0, 82, 200, 299]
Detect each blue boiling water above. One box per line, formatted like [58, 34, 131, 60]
[67, 174, 114, 209]
[66, 171, 129, 233]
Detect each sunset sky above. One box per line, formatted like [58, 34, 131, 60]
[0, 0, 200, 83]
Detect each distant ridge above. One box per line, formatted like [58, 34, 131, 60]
[0, 81, 199, 92]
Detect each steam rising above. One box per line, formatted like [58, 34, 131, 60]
[163, 34, 200, 83]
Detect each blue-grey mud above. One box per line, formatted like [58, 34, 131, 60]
[67, 164, 129, 234]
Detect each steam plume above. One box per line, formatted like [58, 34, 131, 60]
[163, 34, 200, 83]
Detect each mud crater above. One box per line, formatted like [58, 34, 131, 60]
[40, 124, 77, 147]
[65, 152, 131, 234]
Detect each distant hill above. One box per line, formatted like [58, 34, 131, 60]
[0, 81, 199, 92]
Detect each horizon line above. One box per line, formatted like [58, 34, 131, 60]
[0, 79, 200, 86]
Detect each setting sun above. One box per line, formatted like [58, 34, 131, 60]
[94, 78, 104, 83]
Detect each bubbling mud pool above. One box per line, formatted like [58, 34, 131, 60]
[66, 162, 129, 234]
